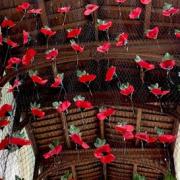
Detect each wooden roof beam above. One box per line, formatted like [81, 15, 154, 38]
[71, 165, 77, 180]
[143, 2, 152, 32]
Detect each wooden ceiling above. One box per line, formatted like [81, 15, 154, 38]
[0, 0, 180, 180]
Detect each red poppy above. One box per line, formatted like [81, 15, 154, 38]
[97, 19, 112, 31]
[51, 74, 63, 88]
[160, 53, 175, 71]
[43, 145, 62, 159]
[45, 48, 58, 61]
[78, 71, 96, 84]
[40, 26, 56, 37]
[115, 124, 134, 134]
[115, 0, 126, 3]
[1, 17, 15, 28]
[6, 57, 21, 69]
[16, 2, 30, 12]
[5, 38, 18, 48]
[123, 131, 134, 140]
[31, 75, 48, 85]
[140, 0, 151, 5]
[7, 79, 21, 93]
[0, 119, 10, 130]
[73, 95, 93, 109]
[0, 104, 12, 117]
[97, 42, 111, 53]
[119, 83, 134, 96]
[105, 66, 116, 81]
[149, 83, 170, 96]
[116, 32, 128, 47]
[0, 137, 9, 149]
[23, 30, 29, 45]
[70, 40, 84, 53]
[70, 133, 89, 149]
[158, 134, 176, 144]
[57, 6, 71, 13]
[134, 55, 155, 71]
[175, 29, 180, 38]
[31, 107, 45, 118]
[53, 100, 71, 113]
[94, 144, 115, 164]
[146, 136, 157, 143]
[129, 7, 142, 19]
[67, 28, 82, 38]
[84, 4, 99, 16]
[97, 108, 116, 121]
[28, 8, 42, 15]
[22, 48, 36, 65]
[9, 137, 31, 146]
[162, 3, 180, 17]
[135, 132, 149, 142]
[145, 26, 159, 39]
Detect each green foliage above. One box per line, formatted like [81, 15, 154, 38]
[94, 138, 106, 148]
[133, 173, 146, 180]
[164, 171, 176, 180]
[60, 171, 73, 180]
[15, 175, 24, 180]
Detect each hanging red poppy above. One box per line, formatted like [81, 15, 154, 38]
[94, 144, 115, 164]
[175, 29, 180, 38]
[105, 66, 116, 81]
[31, 103, 45, 118]
[7, 79, 21, 93]
[158, 134, 176, 144]
[45, 48, 58, 61]
[140, 0, 151, 5]
[97, 42, 111, 53]
[1, 17, 15, 29]
[23, 30, 29, 45]
[115, 0, 126, 3]
[51, 74, 64, 88]
[129, 7, 142, 19]
[162, 3, 180, 17]
[97, 108, 116, 121]
[16, 2, 30, 12]
[0, 119, 10, 130]
[57, 6, 71, 13]
[160, 53, 176, 71]
[84, 4, 99, 16]
[22, 48, 36, 65]
[5, 38, 18, 48]
[134, 55, 155, 71]
[28, 8, 42, 15]
[29, 71, 48, 85]
[40, 26, 56, 37]
[73, 95, 93, 110]
[145, 26, 159, 39]
[119, 83, 134, 96]
[116, 33, 128, 47]
[9, 137, 31, 146]
[69, 125, 89, 149]
[6, 57, 21, 69]
[67, 28, 82, 38]
[52, 100, 71, 113]
[70, 40, 84, 53]
[148, 83, 170, 96]
[0, 104, 12, 117]
[115, 124, 134, 134]
[77, 70, 96, 84]
[97, 19, 112, 31]
[135, 132, 149, 142]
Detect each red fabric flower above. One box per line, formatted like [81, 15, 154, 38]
[115, 0, 126, 3]
[105, 66, 116, 81]
[75, 100, 93, 109]
[84, 4, 99, 16]
[28, 8, 42, 15]
[149, 83, 170, 96]
[78, 73, 96, 84]
[97, 42, 111, 53]
[134, 55, 155, 71]
[22, 48, 36, 65]
[145, 26, 159, 39]
[51, 74, 63, 88]
[129, 7, 142, 19]
[123, 131, 134, 140]
[160, 53, 175, 71]
[175, 29, 180, 38]
[94, 144, 115, 164]
[135, 132, 149, 142]
[0, 104, 12, 117]
[54, 100, 71, 113]
[5, 38, 18, 48]
[116, 33, 128, 47]
[23, 30, 29, 45]
[0, 119, 10, 130]
[97, 19, 112, 31]
[67, 28, 82, 38]
[146, 136, 157, 143]
[0, 137, 9, 149]
[97, 108, 116, 121]
[7, 79, 21, 93]
[1, 17, 15, 28]
[119, 83, 134, 96]
[16, 2, 30, 12]
[31, 75, 48, 85]
[40, 27, 56, 37]
[57, 6, 71, 13]
[158, 134, 176, 144]
[115, 124, 134, 134]
[70, 133, 89, 149]
[31, 107, 45, 118]
[45, 48, 58, 61]
[70, 40, 84, 53]
[162, 3, 180, 17]
[6, 57, 21, 69]
[140, 0, 151, 5]
[43, 145, 62, 159]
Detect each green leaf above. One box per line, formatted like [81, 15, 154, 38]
[156, 127, 164, 135]
[163, 3, 173, 10]
[164, 171, 176, 180]
[76, 70, 86, 77]
[163, 52, 173, 60]
[73, 95, 85, 102]
[133, 173, 146, 180]
[94, 138, 106, 148]
[97, 19, 105, 24]
[52, 139, 59, 147]
[175, 29, 180, 33]
[60, 171, 72, 180]
[134, 55, 142, 62]
[49, 143, 55, 150]
[52, 101, 59, 108]
[69, 125, 80, 134]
